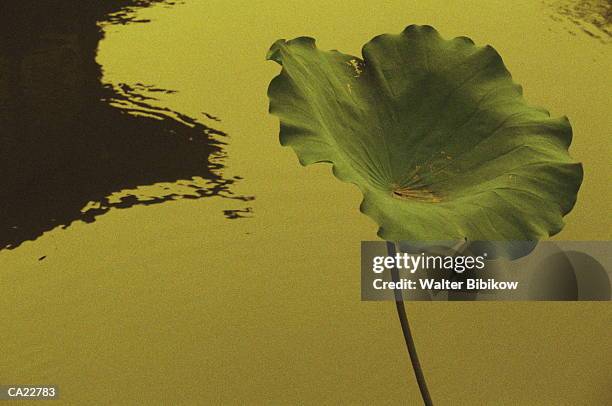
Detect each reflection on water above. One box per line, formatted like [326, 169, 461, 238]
[223, 207, 254, 219]
[545, 0, 611, 42]
[104, 0, 184, 25]
[0, 0, 251, 250]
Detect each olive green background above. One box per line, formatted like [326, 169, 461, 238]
[1, 0, 610, 404]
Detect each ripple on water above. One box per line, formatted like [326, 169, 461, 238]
[544, 0, 611, 43]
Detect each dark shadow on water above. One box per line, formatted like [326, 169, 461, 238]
[0, 0, 252, 250]
[544, 0, 611, 42]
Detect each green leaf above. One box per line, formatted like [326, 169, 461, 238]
[266, 25, 583, 241]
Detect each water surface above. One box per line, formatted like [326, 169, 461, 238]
[1, 0, 610, 404]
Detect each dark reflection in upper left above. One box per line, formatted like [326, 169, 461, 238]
[0, 0, 252, 250]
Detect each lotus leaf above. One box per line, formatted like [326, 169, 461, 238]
[266, 25, 582, 241]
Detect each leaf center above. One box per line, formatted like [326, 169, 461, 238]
[392, 185, 441, 203]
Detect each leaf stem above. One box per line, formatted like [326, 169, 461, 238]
[386, 241, 433, 406]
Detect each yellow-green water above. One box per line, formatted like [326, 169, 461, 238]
[1, 0, 611, 404]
